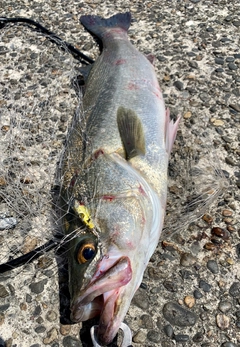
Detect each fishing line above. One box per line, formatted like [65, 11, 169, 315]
[0, 16, 94, 65]
[0, 239, 58, 273]
[0, 16, 95, 273]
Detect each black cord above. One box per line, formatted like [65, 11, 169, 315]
[0, 239, 59, 274]
[0, 16, 96, 273]
[0, 16, 94, 65]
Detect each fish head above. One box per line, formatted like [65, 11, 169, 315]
[66, 193, 156, 345]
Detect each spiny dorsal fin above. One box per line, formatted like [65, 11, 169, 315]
[117, 106, 146, 160]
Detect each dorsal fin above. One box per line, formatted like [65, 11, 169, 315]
[117, 106, 146, 160]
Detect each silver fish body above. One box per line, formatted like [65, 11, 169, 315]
[60, 12, 180, 345]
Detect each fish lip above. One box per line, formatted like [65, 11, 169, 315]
[70, 256, 132, 323]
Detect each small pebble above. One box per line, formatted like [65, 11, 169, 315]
[147, 330, 161, 343]
[226, 258, 234, 265]
[180, 252, 196, 267]
[46, 310, 57, 322]
[36, 317, 44, 324]
[222, 209, 233, 217]
[183, 111, 192, 119]
[218, 301, 232, 313]
[225, 157, 235, 166]
[132, 289, 149, 310]
[223, 217, 234, 225]
[163, 324, 174, 338]
[35, 325, 46, 334]
[215, 67, 224, 73]
[60, 324, 71, 336]
[211, 119, 224, 126]
[162, 302, 197, 327]
[0, 285, 9, 298]
[199, 280, 211, 292]
[62, 336, 81, 347]
[174, 80, 184, 91]
[163, 280, 178, 292]
[192, 332, 204, 342]
[179, 269, 193, 280]
[20, 302, 27, 311]
[189, 60, 198, 69]
[229, 282, 240, 297]
[26, 294, 32, 303]
[202, 214, 213, 224]
[193, 289, 203, 299]
[132, 330, 146, 343]
[0, 217, 17, 230]
[174, 334, 189, 342]
[236, 321, 240, 328]
[216, 314, 230, 330]
[227, 225, 235, 233]
[139, 314, 153, 329]
[29, 280, 47, 294]
[33, 305, 41, 317]
[43, 328, 58, 345]
[221, 342, 238, 347]
[207, 260, 219, 274]
[0, 304, 10, 312]
[215, 57, 224, 65]
[229, 104, 240, 112]
[228, 63, 238, 70]
[211, 227, 229, 240]
[204, 242, 217, 250]
[184, 295, 195, 308]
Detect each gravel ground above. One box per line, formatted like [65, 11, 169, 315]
[0, 1, 240, 346]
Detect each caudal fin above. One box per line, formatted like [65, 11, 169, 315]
[80, 12, 131, 40]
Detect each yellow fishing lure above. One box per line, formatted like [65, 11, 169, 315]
[73, 200, 95, 229]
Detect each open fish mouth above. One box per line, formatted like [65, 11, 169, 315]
[70, 256, 132, 344]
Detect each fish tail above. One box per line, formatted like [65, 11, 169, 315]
[80, 12, 131, 40]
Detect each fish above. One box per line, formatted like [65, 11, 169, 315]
[59, 12, 180, 345]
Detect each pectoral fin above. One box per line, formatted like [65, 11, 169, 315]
[78, 65, 93, 81]
[117, 106, 146, 160]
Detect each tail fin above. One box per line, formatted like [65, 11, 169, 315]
[80, 12, 131, 40]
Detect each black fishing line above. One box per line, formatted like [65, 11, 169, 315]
[0, 239, 59, 274]
[0, 16, 94, 273]
[0, 230, 78, 274]
[0, 16, 94, 64]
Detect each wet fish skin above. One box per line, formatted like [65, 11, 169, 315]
[60, 12, 180, 345]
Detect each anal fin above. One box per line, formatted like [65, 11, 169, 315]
[117, 106, 146, 160]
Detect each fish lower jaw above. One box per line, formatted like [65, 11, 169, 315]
[70, 295, 103, 322]
[71, 288, 128, 345]
[94, 290, 125, 345]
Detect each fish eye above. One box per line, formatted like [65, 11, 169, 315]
[77, 242, 97, 264]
